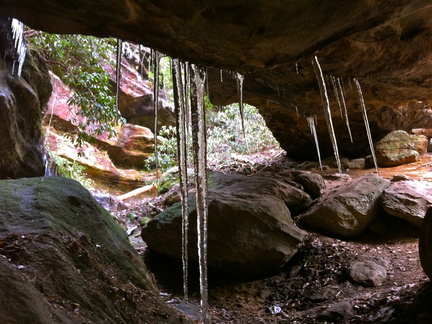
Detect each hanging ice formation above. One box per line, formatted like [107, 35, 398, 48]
[236, 72, 246, 140]
[353, 78, 379, 175]
[336, 77, 353, 143]
[151, 50, 162, 177]
[10, 18, 26, 77]
[307, 116, 323, 171]
[312, 56, 342, 174]
[115, 39, 123, 124]
[330, 76, 343, 117]
[171, 58, 190, 304]
[190, 64, 209, 323]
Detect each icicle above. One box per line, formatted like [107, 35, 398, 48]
[220, 69, 223, 82]
[115, 39, 123, 124]
[152, 50, 162, 178]
[307, 116, 323, 171]
[295, 61, 299, 74]
[353, 78, 379, 175]
[10, 18, 26, 77]
[336, 78, 353, 143]
[183, 61, 191, 137]
[172, 58, 190, 303]
[190, 64, 209, 323]
[312, 56, 342, 174]
[236, 72, 247, 141]
[330, 76, 343, 117]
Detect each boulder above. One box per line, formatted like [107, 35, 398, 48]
[0, 176, 191, 324]
[141, 172, 308, 278]
[299, 174, 390, 237]
[208, 172, 314, 216]
[292, 171, 326, 199]
[347, 261, 387, 287]
[375, 130, 428, 167]
[381, 180, 432, 228]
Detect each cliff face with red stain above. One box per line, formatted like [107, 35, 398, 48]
[3, 1, 432, 160]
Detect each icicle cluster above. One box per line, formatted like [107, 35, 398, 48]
[10, 18, 27, 77]
[312, 56, 342, 174]
[354, 78, 379, 175]
[311, 55, 379, 175]
[307, 116, 323, 171]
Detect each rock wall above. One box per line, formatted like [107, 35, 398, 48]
[4, 2, 432, 159]
[0, 18, 51, 179]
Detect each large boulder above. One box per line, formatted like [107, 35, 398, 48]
[380, 179, 432, 227]
[299, 174, 390, 237]
[375, 130, 428, 167]
[141, 172, 308, 278]
[0, 176, 191, 323]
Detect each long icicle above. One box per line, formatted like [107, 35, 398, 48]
[307, 116, 323, 171]
[353, 78, 379, 175]
[172, 58, 190, 303]
[190, 64, 209, 323]
[10, 18, 26, 77]
[337, 78, 353, 143]
[115, 39, 123, 124]
[236, 72, 247, 141]
[312, 56, 342, 173]
[152, 50, 161, 179]
[330, 75, 343, 117]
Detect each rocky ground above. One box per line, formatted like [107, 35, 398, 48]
[114, 150, 432, 324]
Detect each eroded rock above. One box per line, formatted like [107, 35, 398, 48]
[0, 19, 52, 179]
[299, 174, 390, 237]
[375, 130, 428, 167]
[141, 172, 308, 278]
[381, 180, 432, 227]
[0, 176, 191, 324]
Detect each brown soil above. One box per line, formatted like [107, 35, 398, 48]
[120, 151, 432, 324]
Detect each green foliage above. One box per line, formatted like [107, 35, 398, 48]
[144, 101, 279, 174]
[207, 103, 279, 162]
[143, 125, 178, 172]
[48, 151, 94, 188]
[28, 32, 124, 142]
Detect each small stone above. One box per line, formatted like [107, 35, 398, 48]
[348, 260, 387, 287]
[317, 300, 354, 322]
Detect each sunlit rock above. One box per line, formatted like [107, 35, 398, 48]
[299, 174, 389, 237]
[375, 130, 428, 167]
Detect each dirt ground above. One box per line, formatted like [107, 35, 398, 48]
[120, 151, 432, 323]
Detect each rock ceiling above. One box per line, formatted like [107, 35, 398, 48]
[3, 0, 432, 159]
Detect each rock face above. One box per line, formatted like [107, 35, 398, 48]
[381, 180, 432, 227]
[299, 174, 390, 238]
[5, 1, 432, 160]
[420, 207, 432, 280]
[0, 176, 191, 324]
[0, 19, 52, 179]
[375, 130, 428, 167]
[141, 172, 309, 278]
